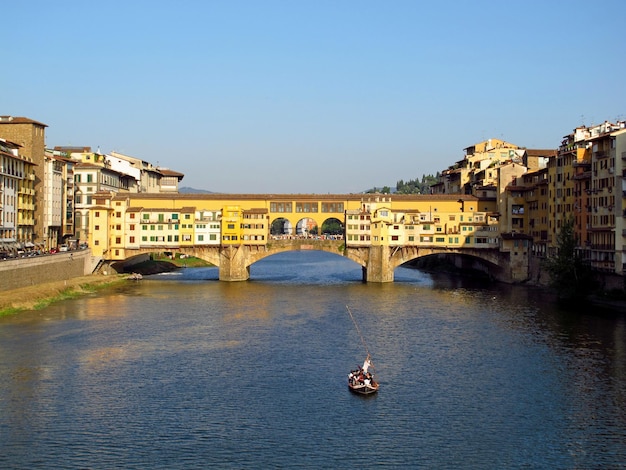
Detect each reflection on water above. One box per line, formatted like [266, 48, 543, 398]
[0, 251, 625, 468]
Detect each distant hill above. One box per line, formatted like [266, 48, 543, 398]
[179, 186, 214, 194]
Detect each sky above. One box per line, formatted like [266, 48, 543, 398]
[3, 0, 625, 194]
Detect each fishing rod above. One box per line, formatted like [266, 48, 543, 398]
[346, 305, 371, 360]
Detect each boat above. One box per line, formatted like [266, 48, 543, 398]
[348, 356, 379, 395]
[346, 306, 379, 395]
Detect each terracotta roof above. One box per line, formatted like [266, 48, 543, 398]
[0, 116, 48, 127]
[54, 146, 91, 153]
[73, 162, 103, 169]
[158, 168, 185, 178]
[526, 148, 557, 157]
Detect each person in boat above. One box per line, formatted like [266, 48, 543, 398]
[362, 356, 372, 374]
[348, 367, 361, 385]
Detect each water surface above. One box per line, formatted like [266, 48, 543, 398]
[1, 252, 624, 468]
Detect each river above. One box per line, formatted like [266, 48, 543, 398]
[1, 251, 625, 469]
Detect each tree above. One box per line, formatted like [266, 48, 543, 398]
[544, 217, 594, 301]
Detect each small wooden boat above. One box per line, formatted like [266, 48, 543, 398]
[348, 379, 379, 395]
[348, 358, 379, 395]
[346, 306, 379, 395]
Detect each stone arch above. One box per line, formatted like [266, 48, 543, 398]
[388, 247, 506, 280]
[319, 217, 344, 237]
[270, 217, 293, 236]
[247, 239, 347, 266]
[295, 217, 318, 237]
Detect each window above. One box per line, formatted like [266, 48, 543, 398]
[270, 202, 293, 213]
[321, 202, 344, 213]
[296, 202, 318, 213]
[129, 236, 135, 243]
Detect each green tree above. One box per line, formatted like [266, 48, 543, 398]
[322, 219, 343, 235]
[544, 217, 594, 301]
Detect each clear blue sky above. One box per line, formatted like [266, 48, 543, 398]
[3, 0, 624, 193]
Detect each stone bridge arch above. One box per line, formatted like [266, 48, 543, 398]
[269, 215, 344, 237]
[387, 246, 508, 280]
[113, 243, 515, 283]
[247, 238, 347, 265]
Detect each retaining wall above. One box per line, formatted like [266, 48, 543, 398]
[0, 250, 100, 292]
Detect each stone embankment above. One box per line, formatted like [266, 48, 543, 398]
[0, 258, 180, 315]
[0, 274, 125, 314]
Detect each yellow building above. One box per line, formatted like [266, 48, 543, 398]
[88, 192, 500, 260]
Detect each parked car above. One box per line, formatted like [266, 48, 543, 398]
[59, 244, 69, 252]
[49, 247, 58, 254]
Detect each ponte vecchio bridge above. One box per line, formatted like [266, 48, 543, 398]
[88, 192, 531, 283]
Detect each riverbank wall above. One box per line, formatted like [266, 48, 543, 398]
[0, 250, 100, 293]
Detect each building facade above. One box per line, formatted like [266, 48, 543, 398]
[0, 116, 47, 245]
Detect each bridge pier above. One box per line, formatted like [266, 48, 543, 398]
[365, 245, 394, 283]
[219, 245, 250, 281]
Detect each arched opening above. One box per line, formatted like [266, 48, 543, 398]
[319, 217, 344, 239]
[296, 217, 318, 238]
[271, 217, 292, 237]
